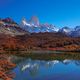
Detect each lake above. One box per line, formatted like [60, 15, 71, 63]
[13, 58, 80, 80]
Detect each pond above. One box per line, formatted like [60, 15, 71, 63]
[13, 58, 80, 80]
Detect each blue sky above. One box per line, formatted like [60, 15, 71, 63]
[0, 0, 80, 28]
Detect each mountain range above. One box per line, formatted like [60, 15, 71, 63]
[0, 16, 80, 51]
[20, 16, 80, 37]
[0, 16, 80, 37]
[20, 16, 58, 33]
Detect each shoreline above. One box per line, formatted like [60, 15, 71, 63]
[0, 50, 80, 80]
[1, 50, 80, 60]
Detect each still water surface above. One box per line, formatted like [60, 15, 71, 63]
[13, 59, 80, 80]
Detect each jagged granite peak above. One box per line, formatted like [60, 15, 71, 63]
[29, 16, 40, 26]
[20, 16, 59, 33]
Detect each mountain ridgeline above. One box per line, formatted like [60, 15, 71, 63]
[0, 16, 80, 37]
[0, 17, 80, 51]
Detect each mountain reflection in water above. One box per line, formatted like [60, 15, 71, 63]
[13, 59, 80, 80]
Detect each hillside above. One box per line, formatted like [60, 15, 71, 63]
[0, 32, 80, 52]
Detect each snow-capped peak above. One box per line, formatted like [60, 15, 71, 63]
[20, 16, 58, 33]
[21, 18, 31, 27]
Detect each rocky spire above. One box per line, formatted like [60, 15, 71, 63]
[29, 16, 40, 26]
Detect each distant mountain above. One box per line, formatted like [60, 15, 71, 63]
[59, 26, 80, 37]
[0, 18, 28, 36]
[59, 27, 72, 36]
[75, 26, 80, 31]
[20, 16, 59, 33]
[70, 26, 80, 37]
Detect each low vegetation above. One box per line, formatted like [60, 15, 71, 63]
[0, 32, 80, 52]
